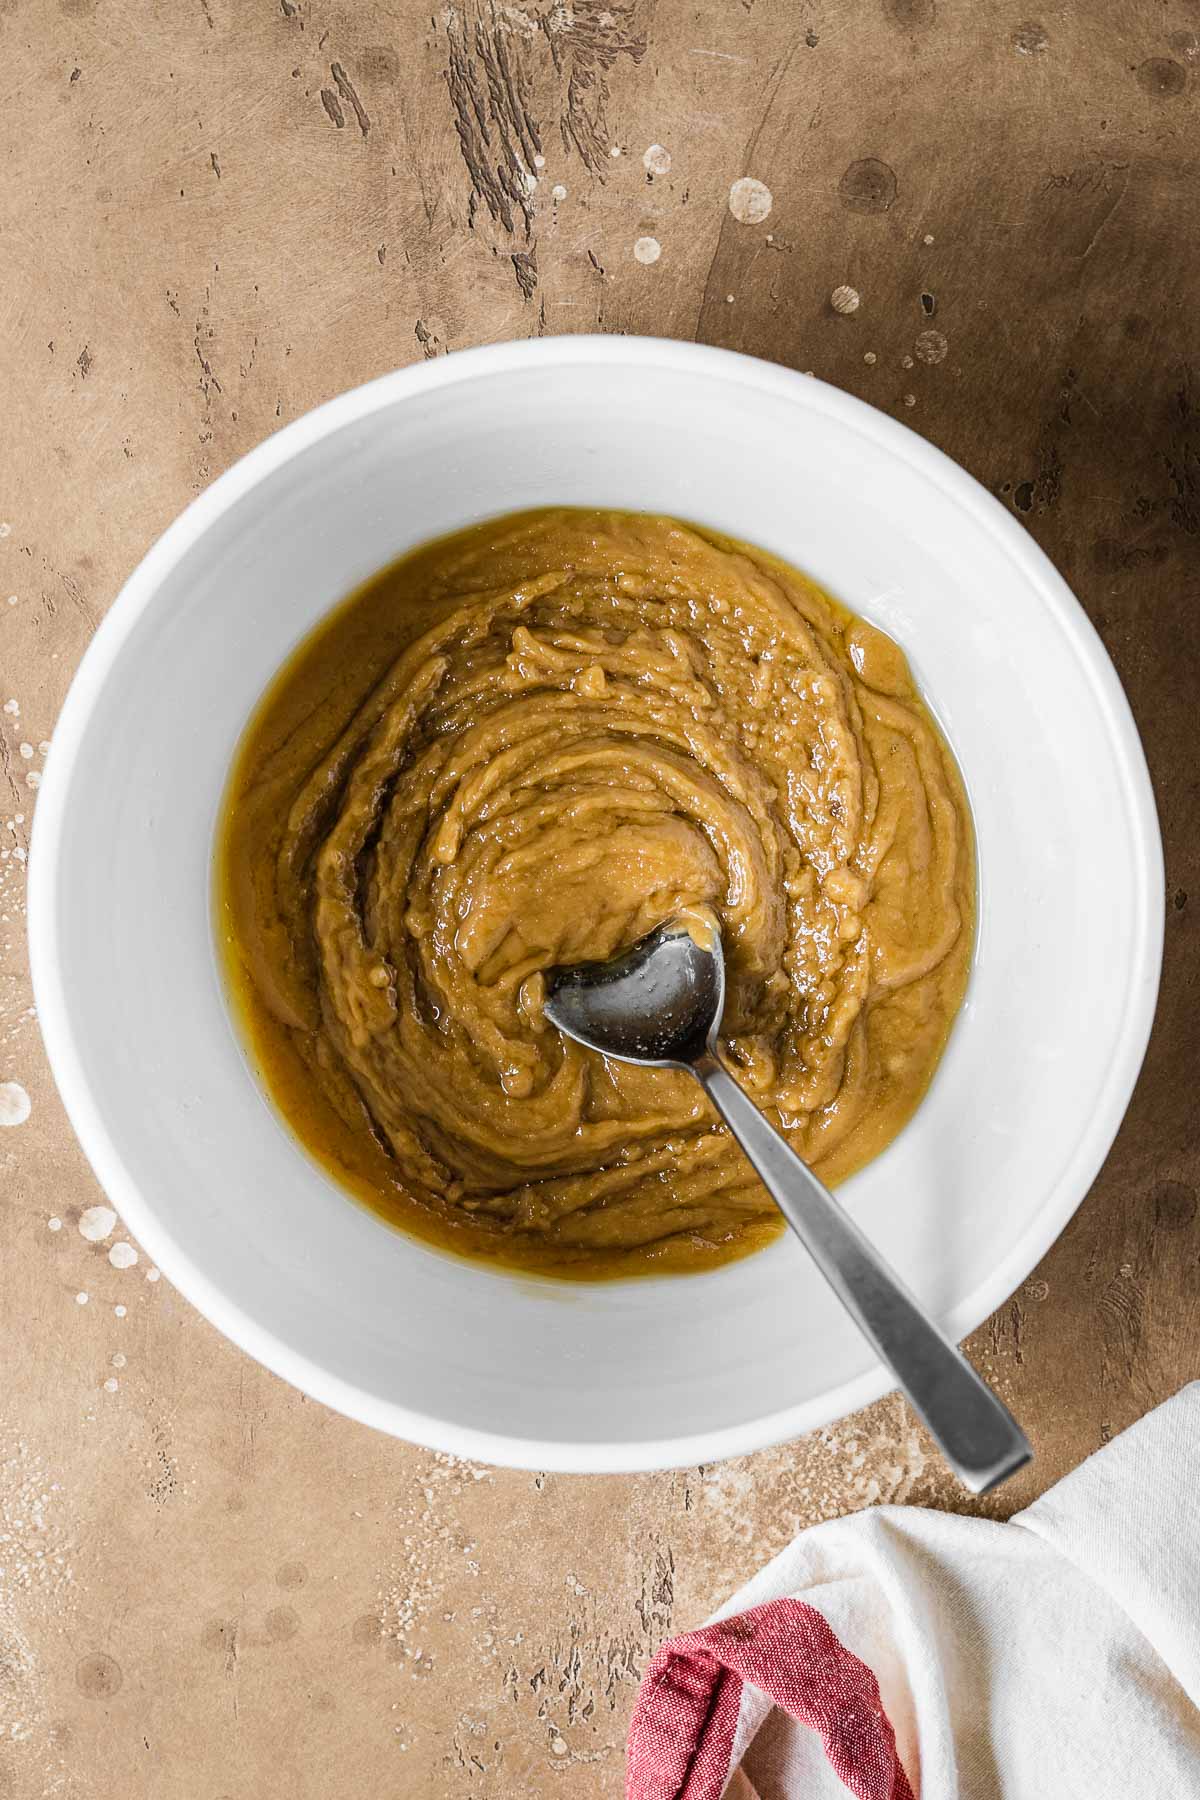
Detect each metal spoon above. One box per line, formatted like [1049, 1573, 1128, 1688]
[544, 912, 1031, 1494]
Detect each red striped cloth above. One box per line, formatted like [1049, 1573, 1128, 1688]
[627, 1599, 913, 1800]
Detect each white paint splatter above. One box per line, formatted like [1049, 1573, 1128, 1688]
[831, 284, 860, 314]
[2, 700, 18, 717]
[146, 1267, 161, 1283]
[114, 1304, 126, 1318]
[903, 393, 917, 407]
[0, 1082, 31, 1127]
[533, 152, 545, 168]
[923, 233, 935, 245]
[633, 236, 661, 264]
[75, 1292, 88, 1306]
[496, 2, 537, 34]
[551, 183, 567, 201]
[609, 144, 621, 158]
[102, 1378, 118, 1394]
[79, 1205, 116, 1243]
[17, 745, 32, 761]
[25, 772, 39, 790]
[5, 597, 15, 608]
[0, 525, 10, 539]
[643, 143, 671, 175]
[915, 328, 949, 364]
[47, 1217, 62, 1232]
[725, 293, 735, 304]
[864, 351, 877, 365]
[111, 1353, 126, 1369]
[728, 177, 773, 223]
[108, 1242, 138, 1269]
[37, 742, 49, 757]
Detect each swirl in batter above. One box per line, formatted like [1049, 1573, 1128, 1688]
[219, 510, 973, 1277]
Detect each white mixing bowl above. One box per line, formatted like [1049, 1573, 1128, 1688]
[29, 338, 1163, 1471]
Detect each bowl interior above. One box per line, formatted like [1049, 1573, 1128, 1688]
[32, 343, 1161, 1469]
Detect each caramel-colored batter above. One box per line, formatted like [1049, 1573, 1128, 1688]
[218, 510, 973, 1278]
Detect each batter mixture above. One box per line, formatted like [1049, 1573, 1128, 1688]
[218, 509, 973, 1277]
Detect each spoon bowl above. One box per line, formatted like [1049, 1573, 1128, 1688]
[544, 912, 723, 1068]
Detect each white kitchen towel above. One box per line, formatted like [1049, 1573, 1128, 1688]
[626, 1383, 1200, 1798]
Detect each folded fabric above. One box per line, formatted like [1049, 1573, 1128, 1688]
[627, 1383, 1200, 1798]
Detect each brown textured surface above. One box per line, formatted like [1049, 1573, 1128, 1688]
[0, 1, 1196, 1793]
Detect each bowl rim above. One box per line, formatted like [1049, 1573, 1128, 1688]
[28, 335, 1165, 1472]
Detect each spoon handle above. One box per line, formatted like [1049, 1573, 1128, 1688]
[696, 1055, 1032, 1494]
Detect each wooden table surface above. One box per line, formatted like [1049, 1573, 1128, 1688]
[2, 2, 1197, 1793]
